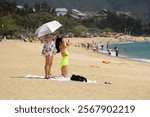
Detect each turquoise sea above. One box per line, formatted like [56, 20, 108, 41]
[109, 42, 150, 63]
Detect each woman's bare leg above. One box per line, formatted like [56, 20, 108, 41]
[45, 55, 54, 78]
[44, 56, 50, 78]
[48, 56, 54, 77]
[61, 66, 68, 77]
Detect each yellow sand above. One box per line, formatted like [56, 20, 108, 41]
[0, 37, 150, 100]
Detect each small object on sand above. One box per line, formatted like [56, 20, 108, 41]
[102, 61, 111, 64]
[104, 82, 111, 85]
[90, 65, 100, 68]
[70, 74, 87, 82]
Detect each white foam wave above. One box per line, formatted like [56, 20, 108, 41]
[98, 50, 150, 63]
[131, 58, 150, 63]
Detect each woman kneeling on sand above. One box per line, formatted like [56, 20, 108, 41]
[41, 34, 55, 79]
[55, 36, 70, 77]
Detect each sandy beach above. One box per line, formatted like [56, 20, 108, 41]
[0, 37, 150, 100]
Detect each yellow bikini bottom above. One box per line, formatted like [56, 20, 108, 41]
[60, 55, 69, 67]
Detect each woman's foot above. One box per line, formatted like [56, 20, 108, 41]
[48, 74, 52, 78]
[44, 74, 52, 79]
[44, 76, 49, 79]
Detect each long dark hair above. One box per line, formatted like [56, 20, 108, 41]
[55, 36, 63, 53]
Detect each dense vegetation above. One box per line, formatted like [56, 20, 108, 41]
[7, 0, 150, 22]
[0, 0, 150, 39]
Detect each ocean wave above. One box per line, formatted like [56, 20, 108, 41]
[130, 58, 150, 63]
[98, 50, 150, 63]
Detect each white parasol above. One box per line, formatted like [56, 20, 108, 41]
[35, 20, 62, 37]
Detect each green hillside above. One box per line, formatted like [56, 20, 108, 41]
[6, 0, 150, 21]
[1, 0, 150, 38]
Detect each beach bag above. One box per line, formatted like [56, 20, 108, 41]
[70, 74, 87, 82]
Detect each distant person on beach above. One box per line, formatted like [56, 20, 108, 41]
[106, 41, 111, 55]
[55, 36, 70, 77]
[87, 43, 90, 50]
[41, 34, 56, 79]
[101, 44, 104, 50]
[114, 46, 119, 57]
[92, 43, 97, 52]
[106, 41, 109, 49]
[107, 47, 111, 56]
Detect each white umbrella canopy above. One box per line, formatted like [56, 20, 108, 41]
[35, 20, 62, 37]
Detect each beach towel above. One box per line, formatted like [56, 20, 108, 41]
[25, 74, 96, 83]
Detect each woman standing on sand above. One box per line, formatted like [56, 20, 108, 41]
[55, 36, 70, 77]
[41, 34, 56, 79]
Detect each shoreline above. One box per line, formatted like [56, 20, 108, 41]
[1, 38, 150, 64]
[109, 41, 150, 63]
[67, 37, 150, 64]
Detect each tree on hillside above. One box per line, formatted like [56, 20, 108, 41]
[0, 14, 19, 38]
[0, 0, 16, 16]
[24, 2, 29, 14]
[56, 17, 78, 34]
[82, 18, 97, 27]
[41, 1, 50, 12]
[34, 2, 40, 12]
[34, 1, 51, 12]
